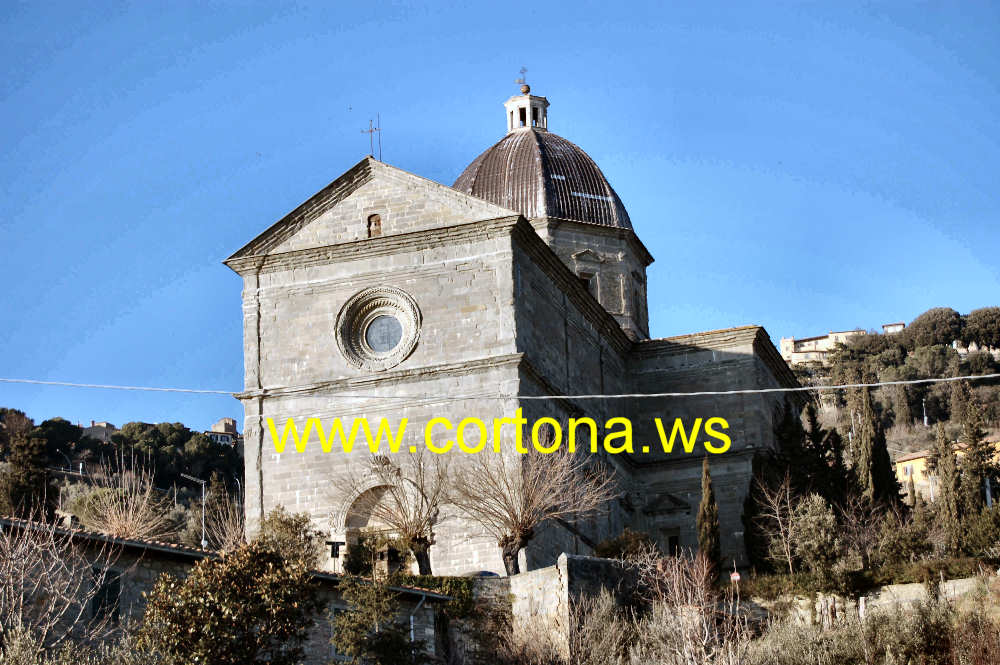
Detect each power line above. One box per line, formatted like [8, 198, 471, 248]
[1, 372, 998, 401]
[0, 378, 232, 395]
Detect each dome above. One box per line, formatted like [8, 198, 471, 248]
[453, 98, 632, 230]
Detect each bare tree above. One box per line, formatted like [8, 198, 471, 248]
[71, 456, 178, 542]
[625, 546, 750, 665]
[0, 514, 126, 651]
[338, 450, 448, 575]
[205, 486, 245, 553]
[450, 446, 619, 575]
[752, 472, 797, 574]
[837, 492, 883, 570]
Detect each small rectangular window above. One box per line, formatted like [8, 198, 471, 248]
[519, 108, 526, 127]
[532, 107, 539, 127]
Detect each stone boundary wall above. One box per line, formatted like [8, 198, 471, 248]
[507, 553, 635, 661]
[756, 575, 993, 628]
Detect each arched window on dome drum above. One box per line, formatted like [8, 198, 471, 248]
[367, 213, 382, 238]
[518, 107, 526, 127]
[532, 107, 539, 127]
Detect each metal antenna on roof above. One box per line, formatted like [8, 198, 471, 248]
[361, 118, 382, 159]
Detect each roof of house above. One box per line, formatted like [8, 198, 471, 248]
[0, 516, 450, 601]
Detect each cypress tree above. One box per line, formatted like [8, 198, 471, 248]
[953, 381, 994, 513]
[697, 456, 721, 572]
[852, 386, 900, 506]
[932, 423, 961, 555]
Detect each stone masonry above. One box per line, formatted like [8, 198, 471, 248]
[225, 92, 802, 576]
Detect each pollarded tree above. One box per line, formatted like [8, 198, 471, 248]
[697, 456, 721, 574]
[338, 450, 449, 575]
[139, 539, 323, 665]
[450, 446, 618, 575]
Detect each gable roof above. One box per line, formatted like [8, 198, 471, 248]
[226, 156, 516, 261]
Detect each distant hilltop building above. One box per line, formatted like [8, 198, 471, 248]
[82, 420, 117, 443]
[882, 322, 905, 335]
[205, 417, 242, 447]
[780, 322, 907, 366]
[779, 329, 866, 365]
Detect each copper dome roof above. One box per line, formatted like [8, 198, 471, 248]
[453, 129, 632, 230]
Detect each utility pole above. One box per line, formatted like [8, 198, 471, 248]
[922, 398, 928, 427]
[181, 473, 208, 549]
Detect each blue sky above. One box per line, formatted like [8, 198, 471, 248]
[2, 1, 998, 431]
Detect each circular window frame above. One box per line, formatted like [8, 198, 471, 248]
[336, 286, 421, 371]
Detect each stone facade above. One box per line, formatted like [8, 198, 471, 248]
[226, 93, 801, 577]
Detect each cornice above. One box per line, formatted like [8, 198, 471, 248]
[225, 215, 522, 276]
[235, 353, 524, 400]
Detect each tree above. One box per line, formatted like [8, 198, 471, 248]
[331, 574, 431, 665]
[0, 408, 34, 461]
[139, 539, 322, 665]
[931, 423, 961, 555]
[449, 446, 618, 575]
[964, 306, 1000, 349]
[696, 456, 720, 573]
[802, 402, 849, 505]
[0, 434, 52, 519]
[257, 506, 324, 569]
[752, 472, 797, 574]
[31, 417, 82, 468]
[952, 381, 995, 514]
[339, 451, 448, 575]
[851, 386, 900, 506]
[790, 494, 839, 580]
[903, 307, 963, 349]
[0, 516, 125, 651]
[838, 492, 883, 570]
[205, 479, 245, 552]
[69, 456, 179, 541]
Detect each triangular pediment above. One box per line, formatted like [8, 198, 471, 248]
[227, 157, 517, 260]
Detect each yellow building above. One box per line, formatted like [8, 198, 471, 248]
[894, 441, 1000, 502]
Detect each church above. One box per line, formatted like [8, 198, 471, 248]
[225, 85, 800, 575]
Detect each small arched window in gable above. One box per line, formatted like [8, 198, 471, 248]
[367, 213, 382, 238]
